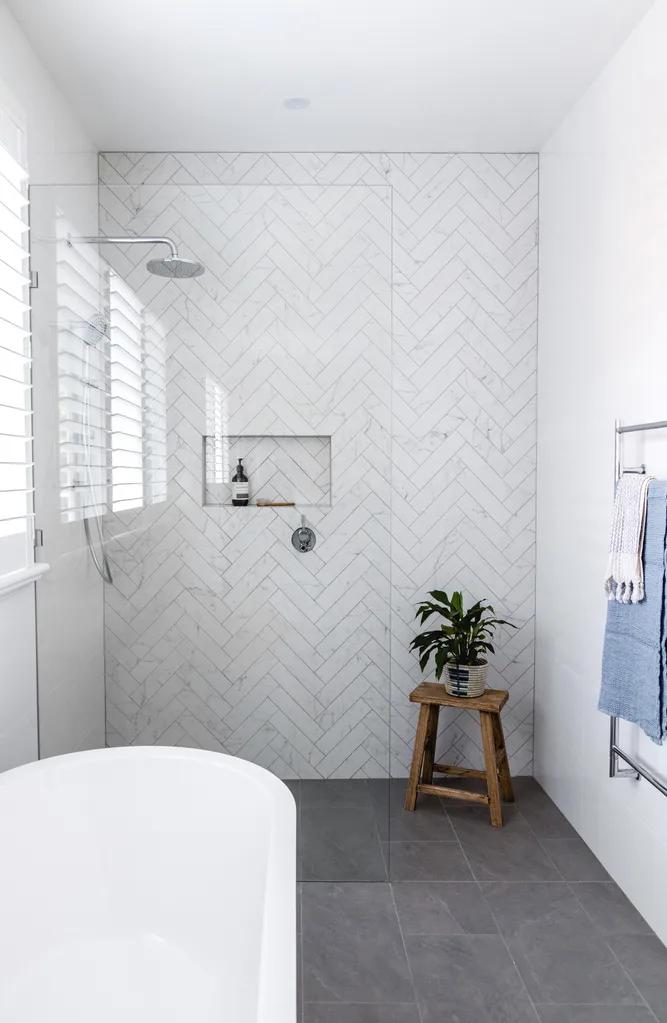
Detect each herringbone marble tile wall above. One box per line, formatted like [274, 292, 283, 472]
[99, 151, 537, 777]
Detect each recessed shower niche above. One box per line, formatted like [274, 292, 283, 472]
[203, 434, 332, 507]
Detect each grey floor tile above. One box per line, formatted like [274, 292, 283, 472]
[482, 882, 644, 1006]
[512, 778, 579, 839]
[511, 777, 542, 796]
[405, 934, 539, 1023]
[386, 841, 473, 881]
[298, 931, 304, 1023]
[388, 807, 455, 843]
[608, 934, 667, 1022]
[304, 1005, 420, 1023]
[571, 882, 654, 936]
[448, 807, 561, 881]
[535, 1009, 655, 1023]
[369, 779, 452, 842]
[302, 883, 414, 1003]
[284, 779, 301, 805]
[368, 778, 410, 811]
[300, 807, 386, 882]
[481, 881, 595, 939]
[390, 806, 454, 838]
[392, 881, 497, 935]
[540, 837, 611, 881]
[301, 779, 371, 810]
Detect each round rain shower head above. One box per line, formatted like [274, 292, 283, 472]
[85, 312, 109, 346]
[146, 255, 205, 279]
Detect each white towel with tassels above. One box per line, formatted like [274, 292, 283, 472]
[605, 472, 655, 602]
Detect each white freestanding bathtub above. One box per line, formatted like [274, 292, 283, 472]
[0, 746, 296, 1023]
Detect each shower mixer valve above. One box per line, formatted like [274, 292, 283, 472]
[291, 516, 316, 553]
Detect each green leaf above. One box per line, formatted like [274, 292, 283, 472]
[434, 648, 448, 681]
[412, 589, 516, 674]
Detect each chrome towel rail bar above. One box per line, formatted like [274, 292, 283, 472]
[610, 418, 667, 796]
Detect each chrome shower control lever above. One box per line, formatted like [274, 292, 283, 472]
[291, 515, 316, 553]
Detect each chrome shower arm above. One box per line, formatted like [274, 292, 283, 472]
[74, 236, 179, 259]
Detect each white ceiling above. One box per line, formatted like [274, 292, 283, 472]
[7, 0, 655, 152]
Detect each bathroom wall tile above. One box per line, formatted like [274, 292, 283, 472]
[100, 153, 537, 777]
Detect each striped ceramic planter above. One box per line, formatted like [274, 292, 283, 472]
[443, 662, 488, 698]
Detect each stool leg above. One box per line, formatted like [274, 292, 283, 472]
[405, 704, 431, 810]
[492, 712, 514, 803]
[421, 705, 440, 785]
[480, 711, 503, 827]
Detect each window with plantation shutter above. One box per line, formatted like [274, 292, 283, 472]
[109, 269, 166, 513]
[56, 250, 167, 522]
[0, 113, 33, 578]
[57, 210, 110, 523]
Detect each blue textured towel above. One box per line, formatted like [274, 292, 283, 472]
[599, 480, 667, 744]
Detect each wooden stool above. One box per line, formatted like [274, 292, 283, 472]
[404, 684, 514, 827]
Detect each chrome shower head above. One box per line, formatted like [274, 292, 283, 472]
[146, 255, 205, 278]
[85, 312, 109, 346]
[72, 235, 206, 280]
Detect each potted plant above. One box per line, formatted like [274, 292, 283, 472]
[410, 590, 516, 697]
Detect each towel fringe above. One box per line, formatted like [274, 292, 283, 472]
[605, 473, 654, 602]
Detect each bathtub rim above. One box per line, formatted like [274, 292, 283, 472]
[0, 744, 298, 807]
[0, 745, 298, 1023]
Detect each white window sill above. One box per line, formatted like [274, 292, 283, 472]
[0, 562, 50, 599]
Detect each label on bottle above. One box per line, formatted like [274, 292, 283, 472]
[232, 482, 249, 501]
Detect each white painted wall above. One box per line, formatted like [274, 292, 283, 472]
[0, 585, 38, 771]
[537, 0, 667, 944]
[0, 2, 96, 185]
[0, 1, 104, 767]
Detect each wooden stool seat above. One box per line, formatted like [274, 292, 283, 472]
[404, 684, 514, 827]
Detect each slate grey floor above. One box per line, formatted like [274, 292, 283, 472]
[294, 777, 667, 1023]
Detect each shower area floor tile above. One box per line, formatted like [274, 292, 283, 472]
[296, 778, 663, 1023]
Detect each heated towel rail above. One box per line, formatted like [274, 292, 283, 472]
[610, 419, 667, 797]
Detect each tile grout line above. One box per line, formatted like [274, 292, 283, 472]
[100, 152, 537, 776]
[497, 806, 657, 1020]
[518, 810, 567, 881]
[388, 880, 424, 1023]
[564, 879, 659, 1023]
[603, 943, 660, 1023]
[444, 804, 547, 1022]
[299, 880, 305, 1023]
[367, 778, 390, 880]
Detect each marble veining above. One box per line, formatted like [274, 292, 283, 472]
[100, 152, 536, 777]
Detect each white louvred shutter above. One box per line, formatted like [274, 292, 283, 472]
[109, 269, 167, 513]
[0, 115, 33, 575]
[57, 248, 168, 521]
